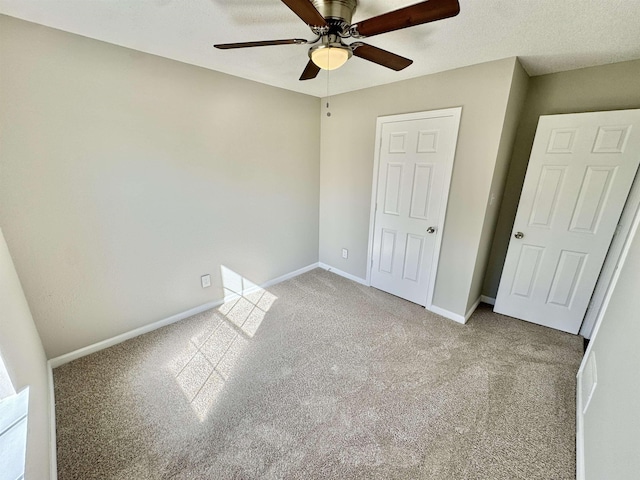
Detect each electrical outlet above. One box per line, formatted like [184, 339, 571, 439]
[342, 248, 348, 259]
[201, 274, 211, 288]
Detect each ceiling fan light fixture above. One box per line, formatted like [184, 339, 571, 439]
[310, 44, 351, 70]
[216, 0, 462, 81]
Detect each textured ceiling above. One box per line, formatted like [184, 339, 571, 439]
[1, 0, 639, 97]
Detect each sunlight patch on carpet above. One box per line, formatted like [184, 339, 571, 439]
[168, 266, 277, 421]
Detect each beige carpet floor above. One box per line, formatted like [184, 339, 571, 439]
[53, 268, 583, 479]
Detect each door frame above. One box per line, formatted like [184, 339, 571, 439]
[576, 171, 640, 479]
[365, 107, 462, 308]
[579, 165, 640, 338]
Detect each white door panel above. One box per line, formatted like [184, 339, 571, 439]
[495, 109, 640, 333]
[370, 109, 461, 306]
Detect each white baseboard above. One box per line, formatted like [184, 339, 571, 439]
[318, 263, 369, 286]
[319, 262, 478, 324]
[261, 262, 320, 289]
[480, 295, 496, 305]
[48, 262, 320, 368]
[427, 297, 481, 325]
[45, 261, 319, 480]
[465, 297, 481, 321]
[427, 304, 466, 324]
[319, 263, 481, 324]
[48, 298, 225, 368]
[47, 361, 57, 480]
[222, 263, 320, 303]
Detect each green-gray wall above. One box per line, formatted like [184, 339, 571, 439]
[319, 57, 523, 318]
[465, 60, 529, 311]
[0, 229, 51, 479]
[580, 217, 640, 479]
[483, 59, 640, 298]
[0, 15, 321, 358]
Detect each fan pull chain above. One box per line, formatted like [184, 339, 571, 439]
[326, 67, 331, 117]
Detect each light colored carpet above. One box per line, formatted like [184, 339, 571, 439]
[53, 268, 582, 479]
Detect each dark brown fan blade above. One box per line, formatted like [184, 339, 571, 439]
[351, 0, 460, 38]
[214, 39, 307, 49]
[281, 0, 328, 27]
[352, 43, 413, 71]
[300, 60, 321, 80]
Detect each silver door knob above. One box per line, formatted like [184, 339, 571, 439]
[514, 231, 524, 239]
[427, 227, 436, 234]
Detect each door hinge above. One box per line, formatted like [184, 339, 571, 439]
[614, 223, 622, 237]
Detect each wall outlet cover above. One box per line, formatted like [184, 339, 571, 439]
[201, 274, 211, 288]
[342, 248, 348, 259]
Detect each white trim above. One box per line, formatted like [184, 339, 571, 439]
[480, 295, 496, 305]
[223, 263, 320, 303]
[48, 299, 224, 368]
[366, 107, 463, 309]
[579, 166, 640, 338]
[318, 263, 368, 286]
[319, 261, 480, 324]
[48, 262, 319, 368]
[427, 296, 479, 325]
[575, 191, 640, 479]
[576, 376, 585, 480]
[260, 263, 319, 288]
[365, 112, 382, 286]
[45, 261, 319, 480]
[47, 361, 57, 480]
[427, 305, 466, 324]
[578, 189, 640, 369]
[465, 297, 482, 321]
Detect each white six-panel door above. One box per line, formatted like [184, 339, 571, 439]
[369, 109, 461, 306]
[495, 109, 640, 334]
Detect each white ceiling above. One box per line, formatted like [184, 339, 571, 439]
[1, 0, 639, 98]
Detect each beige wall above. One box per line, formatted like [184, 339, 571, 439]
[483, 59, 640, 298]
[580, 217, 640, 478]
[319, 57, 520, 317]
[0, 16, 321, 358]
[465, 60, 529, 311]
[0, 229, 51, 479]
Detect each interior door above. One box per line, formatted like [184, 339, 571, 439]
[495, 109, 640, 334]
[370, 109, 460, 306]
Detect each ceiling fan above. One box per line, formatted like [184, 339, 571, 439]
[214, 0, 460, 81]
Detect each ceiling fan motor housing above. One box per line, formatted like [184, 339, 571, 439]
[311, 0, 357, 33]
[215, 0, 461, 80]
